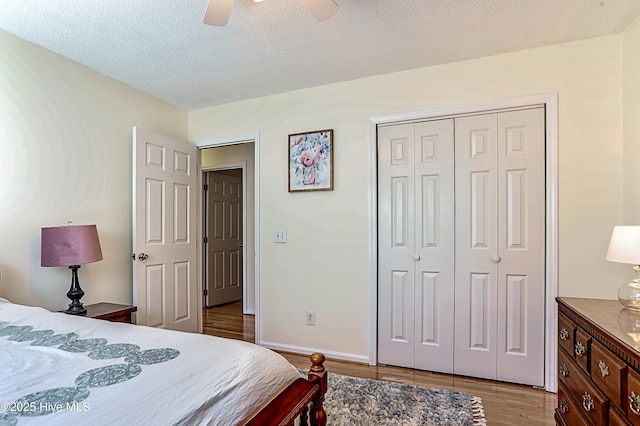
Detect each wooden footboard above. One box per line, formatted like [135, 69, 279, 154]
[239, 353, 327, 426]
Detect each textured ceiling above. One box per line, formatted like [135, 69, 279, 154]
[1, 0, 639, 111]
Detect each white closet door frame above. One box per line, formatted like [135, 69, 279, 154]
[367, 93, 559, 393]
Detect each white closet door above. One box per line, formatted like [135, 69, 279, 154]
[453, 113, 499, 380]
[377, 120, 455, 371]
[413, 119, 455, 373]
[496, 108, 545, 386]
[377, 123, 416, 368]
[453, 109, 545, 386]
[378, 108, 545, 386]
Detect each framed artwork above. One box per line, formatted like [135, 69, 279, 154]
[288, 129, 333, 192]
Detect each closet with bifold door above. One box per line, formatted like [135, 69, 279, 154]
[377, 107, 545, 386]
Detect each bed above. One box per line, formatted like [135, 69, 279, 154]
[0, 297, 327, 425]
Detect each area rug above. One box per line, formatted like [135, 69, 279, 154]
[302, 370, 486, 425]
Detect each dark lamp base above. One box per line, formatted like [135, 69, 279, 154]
[64, 265, 87, 316]
[65, 304, 87, 315]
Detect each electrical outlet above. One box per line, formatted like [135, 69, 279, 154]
[305, 311, 315, 326]
[274, 228, 287, 243]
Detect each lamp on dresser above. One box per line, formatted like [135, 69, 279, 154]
[41, 223, 103, 315]
[606, 225, 640, 310]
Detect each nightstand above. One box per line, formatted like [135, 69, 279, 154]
[84, 302, 137, 324]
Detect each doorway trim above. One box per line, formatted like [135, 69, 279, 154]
[202, 162, 248, 311]
[195, 133, 261, 344]
[367, 93, 558, 392]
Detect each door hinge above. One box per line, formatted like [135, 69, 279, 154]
[204, 289, 208, 296]
[203, 184, 208, 191]
[203, 236, 208, 244]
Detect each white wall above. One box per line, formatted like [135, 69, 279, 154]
[619, 13, 640, 284]
[624, 15, 640, 224]
[189, 34, 625, 359]
[0, 30, 187, 310]
[201, 143, 256, 312]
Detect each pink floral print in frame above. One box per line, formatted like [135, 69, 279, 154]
[288, 129, 333, 192]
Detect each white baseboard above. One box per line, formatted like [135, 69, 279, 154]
[259, 340, 370, 364]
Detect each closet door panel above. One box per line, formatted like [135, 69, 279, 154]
[496, 108, 545, 386]
[454, 113, 499, 380]
[414, 119, 455, 373]
[378, 123, 416, 368]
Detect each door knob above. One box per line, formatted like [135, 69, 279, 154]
[138, 253, 149, 261]
[492, 256, 501, 263]
[413, 254, 421, 261]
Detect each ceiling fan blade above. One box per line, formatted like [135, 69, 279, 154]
[203, 0, 235, 26]
[296, 0, 338, 21]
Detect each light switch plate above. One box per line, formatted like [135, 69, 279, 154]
[274, 229, 287, 243]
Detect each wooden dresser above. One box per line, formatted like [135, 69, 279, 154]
[556, 297, 640, 425]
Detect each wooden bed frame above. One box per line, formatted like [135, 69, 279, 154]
[240, 352, 328, 426]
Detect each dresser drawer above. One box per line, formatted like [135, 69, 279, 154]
[626, 369, 640, 424]
[559, 313, 576, 357]
[591, 339, 626, 410]
[558, 383, 589, 426]
[610, 404, 632, 426]
[561, 352, 608, 425]
[575, 327, 591, 373]
[558, 346, 577, 387]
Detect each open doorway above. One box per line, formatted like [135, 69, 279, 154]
[201, 142, 256, 343]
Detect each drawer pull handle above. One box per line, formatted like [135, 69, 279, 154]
[630, 391, 640, 416]
[575, 341, 586, 357]
[559, 362, 569, 377]
[560, 328, 569, 341]
[582, 392, 595, 412]
[560, 398, 569, 413]
[598, 360, 609, 378]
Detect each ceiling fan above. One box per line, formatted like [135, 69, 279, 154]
[203, 0, 338, 26]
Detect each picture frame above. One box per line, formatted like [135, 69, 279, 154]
[288, 129, 333, 192]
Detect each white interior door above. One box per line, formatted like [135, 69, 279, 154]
[495, 108, 545, 385]
[204, 170, 243, 307]
[454, 108, 545, 386]
[133, 127, 199, 332]
[377, 123, 416, 368]
[453, 113, 499, 380]
[377, 107, 545, 386]
[413, 120, 455, 372]
[377, 119, 455, 372]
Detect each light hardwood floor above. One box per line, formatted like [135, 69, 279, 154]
[203, 302, 557, 425]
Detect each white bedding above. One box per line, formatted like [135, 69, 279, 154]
[0, 298, 300, 425]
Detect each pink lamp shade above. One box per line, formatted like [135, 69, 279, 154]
[41, 225, 103, 267]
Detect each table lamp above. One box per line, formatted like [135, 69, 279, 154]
[606, 226, 640, 310]
[41, 224, 103, 315]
